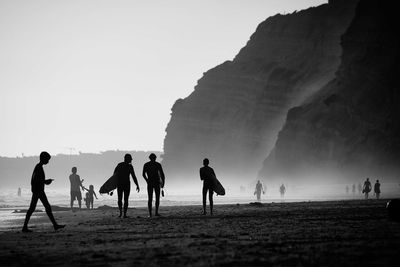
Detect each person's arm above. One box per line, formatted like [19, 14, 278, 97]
[159, 163, 165, 188]
[44, 167, 53, 185]
[79, 176, 85, 190]
[142, 164, 148, 183]
[130, 166, 140, 192]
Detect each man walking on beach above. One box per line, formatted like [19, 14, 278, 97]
[200, 158, 215, 215]
[22, 151, 65, 232]
[114, 154, 140, 218]
[280, 183, 286, 200]
[254, 180, 265, 202]
[69, 167, 85, 211]
[374, 180, 381, 199]
[142, 153, 165, 217]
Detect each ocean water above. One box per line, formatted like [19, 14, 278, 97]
[1, 183, 399, 231]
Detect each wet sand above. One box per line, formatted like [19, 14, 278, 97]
[0, 200, 399, 266]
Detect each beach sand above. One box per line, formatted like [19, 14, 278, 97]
[0, 200, 399, 266]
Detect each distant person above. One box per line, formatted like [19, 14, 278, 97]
[22, 151, 65, 232]
[254, 180, 265, 201]
[358, 183, 363, 194]
[199, 158, 215, 215]
[69, 167, 85, 211]
[346, 185, 349, 194]
[84, 185, 98, 209]
[362, 178, 372, 199]
[142, 153, 165, 217]
[17, 187, 21, 197]
[280, 184, 286, 199]
[352, 184, 356, 195]
[374, 180, 381, 200]
[114, 154, 140, 218]
[84, 192, 90, 209]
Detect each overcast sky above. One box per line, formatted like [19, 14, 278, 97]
[0, 0, 325, 157]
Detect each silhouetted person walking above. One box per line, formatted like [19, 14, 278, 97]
[346, 185, 349, 194]
[200, 158, 215, 215]
[17, 187, 21, 197]
[22, 152, 65, 232]
[374, 180, 381, 200]
[363, 178, 372, 199]
[114, 154, 140, 218]
[69, 167, 84, 210]
[142, 153, 165, 217]
[254, 180, 264, 201]
[280, 184, 286, 199]
[352, 184, 356, 195]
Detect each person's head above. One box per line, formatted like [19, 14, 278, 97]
[203, 158, 209, 166]
[72, 167, 77, 174]
[376, 180, 379, 183]
[257, 180, 261, 184]
[366, 177, 369, 181]
[39, 151, 51, 165]
[149, 153, 157, 161]
[89, 185, 94, 190]
[124, 154, 132, 163]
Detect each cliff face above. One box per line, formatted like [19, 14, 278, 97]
[163, 0, 358, 181]
[260, 0, 400, 182]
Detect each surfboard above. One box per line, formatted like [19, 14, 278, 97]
[99, 174, 117, 195]
[210, 174, 225, 196]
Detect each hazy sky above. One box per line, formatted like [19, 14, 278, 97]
[0, 0, 326, 157]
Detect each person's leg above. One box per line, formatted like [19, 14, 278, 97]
[117, 186, 123, 217]
[22, 192, 39, 231]
[70, 192, 74, 210]
[147, 185, 153, 217]
[202, 186, 207, 215]
[155, 186, 160, 216]
[123, 186, 130, 218]
[209, 188, 214, 215]
[39, 192, 64, 230]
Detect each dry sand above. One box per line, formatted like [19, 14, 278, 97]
[0, 200, 399, 266]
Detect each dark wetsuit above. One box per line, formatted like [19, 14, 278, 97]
[142, 161, 165, 215]
[374, 182, 381, 199]
[25, 163, 57, 226]
[114, 162, 138, 214]
[200, 166, 215, 213]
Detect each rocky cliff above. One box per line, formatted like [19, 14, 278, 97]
[260, 0, 400, 183]
[163, 0, 358, 182]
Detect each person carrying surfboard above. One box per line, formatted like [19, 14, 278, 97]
[200, 158, 215, 215]
[113, 154, 140, 218]
[142, 153, 165, 217]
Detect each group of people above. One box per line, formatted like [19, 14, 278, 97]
[362, 178, 381, 199]
[21, 152, 217, 232]
[345, 179, 381, 199]
[69, 167, 97, 210]
[253, 180, 286, 201]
